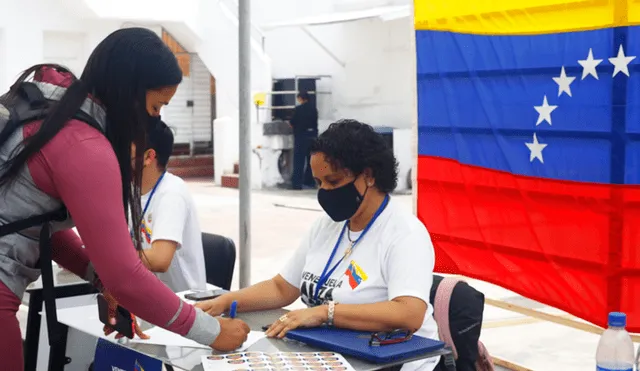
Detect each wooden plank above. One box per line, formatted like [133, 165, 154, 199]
[493, 356, 534, 371]
[485, 298, 640, 342]
[482, 313, 573, 329]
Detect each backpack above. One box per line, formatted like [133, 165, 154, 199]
[430, 275, 495, 371]
[0, 80, 101, 347]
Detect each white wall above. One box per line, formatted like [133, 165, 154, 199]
[257, 15, 414, 130]
[1, 0, 414, 189]
[332, 0, 411, 11]
[193, 0, 272, 187]
[42, 31, 87, 76]
[251, 0, 415, 189]
[0, 1, 122, 89]
[194, 0, 272, 122]
[1, 0, 272, 189]
[338, 18, 414, 129]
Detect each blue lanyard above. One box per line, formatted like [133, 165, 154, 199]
[314, 194, 390, 301]
[131, 171, 165, 237]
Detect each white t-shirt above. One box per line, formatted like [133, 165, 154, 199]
[135, 172, 207, 293]
[280, 198, 440, 371]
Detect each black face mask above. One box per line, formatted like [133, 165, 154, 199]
[148, 114, 162, 127]
[317, 180, 368, 222]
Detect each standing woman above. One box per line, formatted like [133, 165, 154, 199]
[0, 28, 248, 371]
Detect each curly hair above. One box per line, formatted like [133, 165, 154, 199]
[310, 119, 398, 193]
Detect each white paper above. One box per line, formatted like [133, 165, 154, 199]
[201, 351, 356, 371]
[237, 330, 266, 351]
[130, 326, 211, 349]
[130, 329, 265, 351]
[55, 287, 264, 352]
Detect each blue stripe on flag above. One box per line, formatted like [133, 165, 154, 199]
[416, 26, 640, 184]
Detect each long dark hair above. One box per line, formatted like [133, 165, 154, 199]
[0, 27, 183, 251]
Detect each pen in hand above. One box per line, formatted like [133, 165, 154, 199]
[229, 301, 238, 319]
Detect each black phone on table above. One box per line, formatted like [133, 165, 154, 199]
[184, 289, 228, 301]
[97, 293, 135, 339]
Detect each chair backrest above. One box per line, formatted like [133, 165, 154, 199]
[431, 275, 494, 371]
[201, 233, 236, 290]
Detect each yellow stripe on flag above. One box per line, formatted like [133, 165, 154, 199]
[414, 0, 636, 35]
[350, 260, 369, 281]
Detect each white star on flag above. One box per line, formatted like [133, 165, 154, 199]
[534, 95, 557, 126]
[525, 133, 547, 163]
[578, 48, 603, 80]
[609, 45, 636, 77]
[552, 67, 575, 97]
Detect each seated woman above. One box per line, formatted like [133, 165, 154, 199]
[196, 119, 439, 371]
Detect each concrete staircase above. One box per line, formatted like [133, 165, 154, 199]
[221, 163, 239, 188]
[167, 155, 214, 179]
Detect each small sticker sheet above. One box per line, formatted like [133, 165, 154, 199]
[201, 351, 355, 371]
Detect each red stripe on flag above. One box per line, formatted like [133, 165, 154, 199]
[345, 267, 358, 290]
[417, 155, 640, 331]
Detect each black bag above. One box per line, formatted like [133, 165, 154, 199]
[0, 81, 101, 347]
[430, 275, 492, 371]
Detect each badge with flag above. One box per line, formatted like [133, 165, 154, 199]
[345, 260, 368, 289]
[414, 0, 640, 331]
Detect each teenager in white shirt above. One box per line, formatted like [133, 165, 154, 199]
[132, 117, 207, 293]
[196, 119, 440, 371]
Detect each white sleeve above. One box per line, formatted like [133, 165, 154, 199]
[279, 219, 321, 287]
[149, 192, 189, 248]
[384, 227, 435, 304]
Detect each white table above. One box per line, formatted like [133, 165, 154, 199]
[56, 295, 449, 371]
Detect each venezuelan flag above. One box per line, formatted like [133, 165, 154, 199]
[140, 220, 152, 244]
[346, 260, 368, 289]
[134, 360, 145, 371]
[415, 0, 640, 331]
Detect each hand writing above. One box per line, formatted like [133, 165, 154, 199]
[210, 317, 250, 351]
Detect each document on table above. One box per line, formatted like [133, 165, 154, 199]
[56, 288, 264, 351]
[201, 351, 356, 371]
[131, 328, 266, 351]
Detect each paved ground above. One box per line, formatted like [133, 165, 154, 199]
[185, 180, 609, 371]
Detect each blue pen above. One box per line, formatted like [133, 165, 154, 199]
[229, 301, 238, 319]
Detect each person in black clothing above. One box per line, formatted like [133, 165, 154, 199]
[289, 91, 318, 190]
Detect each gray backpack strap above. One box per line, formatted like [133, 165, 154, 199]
[0, 81, 97, 348]
[0, 208, 67, 238]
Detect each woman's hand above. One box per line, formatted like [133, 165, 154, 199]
[194, 296, 231, 317]
[102, 291, 150, 340]
[265, 306, 328, 339]
[210, 317, 251, 351]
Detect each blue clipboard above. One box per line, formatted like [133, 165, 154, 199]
[93, 338, 162, 371]
[285, 328, 445, 364]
